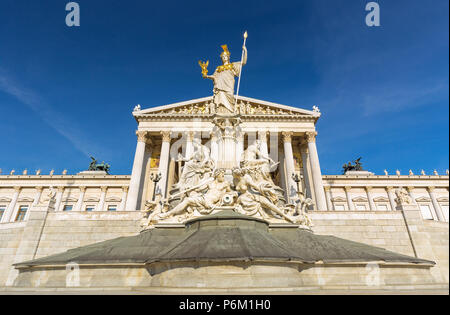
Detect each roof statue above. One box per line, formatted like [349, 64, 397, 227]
[342, 157, 364, 174]
[88, 156, 111, 174]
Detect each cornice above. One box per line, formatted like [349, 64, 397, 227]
[134, 113, 317, 123]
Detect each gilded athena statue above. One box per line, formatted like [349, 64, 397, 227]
[199, 44, 248, 114]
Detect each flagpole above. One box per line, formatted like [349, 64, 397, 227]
[235, 31, 248, 107]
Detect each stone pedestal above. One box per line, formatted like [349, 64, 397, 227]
[77, 171, 108, 175]
[344, 171, 375, 176]
[213, 115, 241, 170]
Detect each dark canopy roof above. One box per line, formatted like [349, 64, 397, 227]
[15, 210, 434, 268]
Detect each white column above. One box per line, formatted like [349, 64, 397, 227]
[305, 132, 327, 210]
[386, 187, 396, 211]
[366, 186, 376, 211]
[345, 186, 355, 211]
[185, 131, 194, 159]
[75, 186, 86, 211]
[300, 146, 314, 200]
[324, 186, 333, 211]
[54, 187, 64, 211]
[97, 186, 107, 211]
[282, 132, 297, 202]
[32, 187, 43, 207]
[157, 131, 171, 198]
[125, 131, 148, 211]
[119, 187, 128, 211]
[2, 186, 21, 223]
[428, 187, 445, 221]
[211, 132, 219, 165]
[235, 132, 244, 166]
[258, 131, 269, 157]
[407, 186, 417, 205]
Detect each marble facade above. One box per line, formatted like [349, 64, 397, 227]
[0, 95, 448, 292]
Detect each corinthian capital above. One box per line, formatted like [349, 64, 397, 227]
[161, 131, 172, 142]
[136, 130, 148, 142]
[258, 130, 268, 142]
[305, 131, 318, 143]
[281, 131, 293, 143]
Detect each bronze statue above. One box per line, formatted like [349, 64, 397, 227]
[342, 157, 363, 174]
[88, 156, 110, 174]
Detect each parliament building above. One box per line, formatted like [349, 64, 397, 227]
[0, 93, 448, 293]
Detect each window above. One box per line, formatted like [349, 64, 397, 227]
[63, 205, 73, 211]
[441, 205, 449, 222]
[85, 205, 95, 212]
[377, 204, 388, 211]
[0, 205, 6, 221]
[334, 204, 345, 211]
[356, 204, 367, 211]
[107, 205, 117, 211]
[419, 205, 433, 220]
[15, 206, 28, 222]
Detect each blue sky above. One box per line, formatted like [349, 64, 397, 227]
[0, 0, 448, 175]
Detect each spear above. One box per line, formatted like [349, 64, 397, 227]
[234, 31, 248, 107]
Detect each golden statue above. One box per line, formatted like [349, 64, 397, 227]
[199, 40, 248, 114]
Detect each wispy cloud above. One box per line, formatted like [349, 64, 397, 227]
[0, 70, 108, 158]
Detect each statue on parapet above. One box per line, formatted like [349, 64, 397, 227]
[88, 156, 110, 174]
[342, 157, 363, 174]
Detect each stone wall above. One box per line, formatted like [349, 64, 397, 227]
[0, 209, 141, 287]
[1, 208, 448, 288]
[310, 212, 415, 256]
[34, 212, 141, 258]
[0, 223, 25, 286]
[310, 210, 449, 283]
[422, 220, 449, 282]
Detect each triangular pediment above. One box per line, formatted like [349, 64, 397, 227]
[352, 196, 368, 203]
[133, 96, 320, 118]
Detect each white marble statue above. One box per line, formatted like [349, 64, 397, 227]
[241, 140, 278, 179]
[159, 169, 235, 221]
[421, 169, 426, 176]
[141, 193, 168, 227]
[394, 187, 413, 206]
[233, 168, 304, 225]
[384, 169, 388, 176]
[174, 138, 215, 190]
